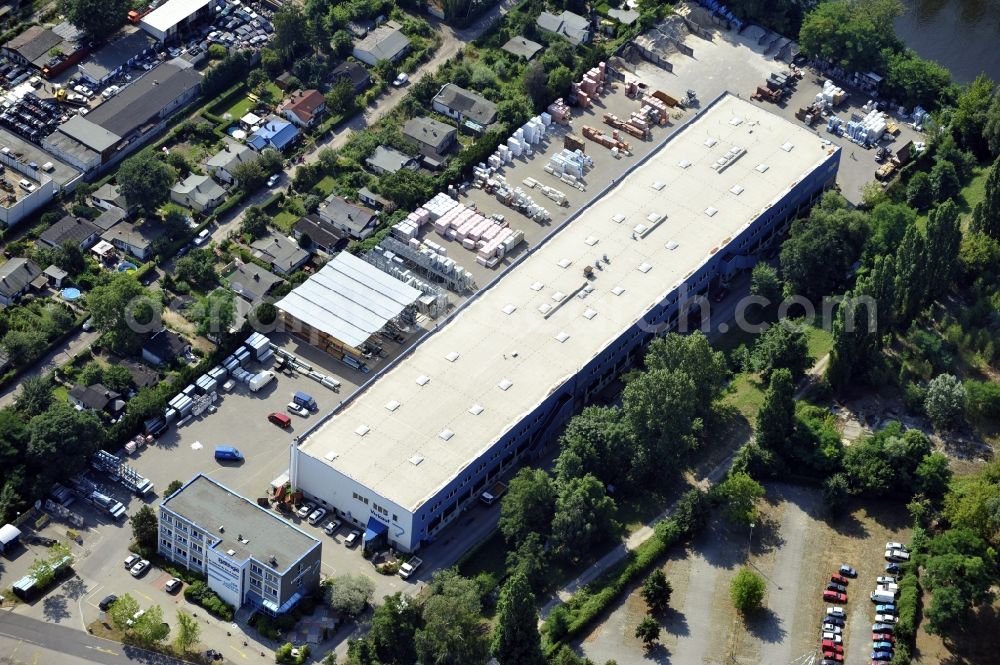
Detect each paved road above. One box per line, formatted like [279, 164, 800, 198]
[0, 611, 190, 665]
[0, 328, 100, 408]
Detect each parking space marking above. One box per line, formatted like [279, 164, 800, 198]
[135, 590, 154, 603]
[82, 582, 105, 609]
[229, 643, 250, 659]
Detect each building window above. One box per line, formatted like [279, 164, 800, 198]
[393, 514, 398, 522]
[250, 576, 261, 588]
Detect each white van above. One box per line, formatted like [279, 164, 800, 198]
[193, 229, 210, 246]
[18, 179, 35, 192]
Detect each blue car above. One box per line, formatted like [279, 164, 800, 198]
[214, 445, 244, 461]
[823, 616, 845, 627]
[873, 641, 894, 650]
[885, 562, 901, 574]
[872, 651, 893, 661]
[876, 604, 897, 614]
[872, 623, 895, 633]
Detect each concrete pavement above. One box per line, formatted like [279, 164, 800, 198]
[0, 328, 99, 408]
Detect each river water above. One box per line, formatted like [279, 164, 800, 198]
[893, 0, 1000, 83]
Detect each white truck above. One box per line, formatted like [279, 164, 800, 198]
[871, 589, 895, 603]
[399, 557, 423, 580]
[480, 481, 508, 505]
[249, 370, 275, 392]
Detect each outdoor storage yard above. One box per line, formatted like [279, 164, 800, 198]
[577, 484, 912, 665]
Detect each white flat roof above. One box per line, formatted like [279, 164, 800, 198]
[298, 95, 838, 511]
[141, 0, 211, 32]
[276, 252, 421, 349]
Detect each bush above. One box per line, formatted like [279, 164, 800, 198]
[274, 642, 309, 664]
[183, 580, 235, 620]
[255, 615, 282, 640]
[894, 571, 921, 642]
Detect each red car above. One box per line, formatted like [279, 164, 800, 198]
[830, 574, 849, 585]
[872, 633, 895, 643]
[823, 590, 848, 603]
[822, 651, 844, 661]
[821, 640, 844, 654]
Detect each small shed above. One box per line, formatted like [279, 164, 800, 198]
[0, 523, 21, 554]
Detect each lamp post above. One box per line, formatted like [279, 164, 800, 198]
[747, 522, 755, 562]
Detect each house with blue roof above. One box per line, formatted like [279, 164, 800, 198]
[247, 117, 299, 153]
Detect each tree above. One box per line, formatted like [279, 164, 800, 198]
[925, 585, 967, 635]
[61, 0, 128, 40]
[644, 332, 728, 419]
[522, 61, 549, 109]
[755, 369, 795, 452]
[331, 29, 353, 57]
[505, 532, 550, 589]
[133, 604, 169, 644]
[882, 50, 953, 110]
[906, 171, 934, 210]
[273, 5, 310, 64]
[924, 199, 962, 289]
[378, 169, 435, 210]
[165, 480, 184, 496]
[780, 200, 866, 300]
[750, 262, 781, 303]
[966, 380, 1000, 420]
[865, 202, 913, 259]
[27, 542, 71, 590]
[499, 468, 556, 546]
[641, 569, 672, 615]
[366, 593, 419, 665]
[174, 609, 201, 653]
[925, 374, 966, 430]
[951, 74, 996, 157]
[188, 290, 235, 339]
[88, 273, 162, 353]
[634, 616, 660, 649]
[325, 77, 358, 117]
[231, 160, 267, 192]
[15, 376, 52, 417]
[117, 152, 175, 214]
[555, 406, 636, 490]
[491, 573, 545, 665]
[751, 322, 812, 381]
[27, 403, 105, 493]
[258, 149, 283, 176]
[547, 65, 573, 100]
[240, 206, 270, 239]
[550, 474, 617, 558]
[108, 593, 141, 631]
[894, 225, 929, 322]
[729, 567, 766, 615]
[415, 569, 489, 665]
[798, 0, 902, 73]
[325, 574, 375, 617]
[971, 156, 1000, 240]
[915, 452, 953, 503]
[3, 330, 48, 367]
[716, 472, 765, 526]
[102, 364, 132, 394]
[174, 249, 218, 289]
[79, 361, 104, 386]
[930, 159, 961, 202]
[131, 505, 158, 552]
[623, 368, 699, 462]
[986, 93, 1000, 157]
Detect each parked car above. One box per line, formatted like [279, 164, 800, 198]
[823, 615, 845, 627]
[268, 411, 292, 427]
[872, 623, 895, 633]
[885, 542, 907, 552]
[286, 402, 308, 417]
[827, 583, 847, 593]
[296, 502, 315, 519]
[875, 613, 898, 624]
[822, 623, 842, 634]
[830, 574, 849, 586]
[823, 590, 847, 603]
[130, 559, 150, 577]
[826, 607, 846, 618]
[214, 445, 244, 462]
[885, 549, 910, 562]
[124, 554, 141, 569]
[98, 594, 118, 611]
[821, 654, 843, 663]
[872, 633, 894, 643]
[876, 604, 897, 614]
[392, 72, 408, 86]
[164, 578, 182, 593]
[821, 640, 843, 654]
[885, 563, 901, 574]
[344, 530, 361, 547]
[873, 641, 894, 651]
[876, 576, 896, 585]
[838, 564, 857, 578]
[323, 520, 341, 535]
[307, 508, 327, 525]
[821, 633, 843, 644]
[871, 651, 893, 661]
[267, 173, 280, 187]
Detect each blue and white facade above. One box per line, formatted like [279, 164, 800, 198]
[292, 94, 841, 553]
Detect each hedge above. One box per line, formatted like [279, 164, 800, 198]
[894, 570, 921, 642]
[184, 580, 235, 621]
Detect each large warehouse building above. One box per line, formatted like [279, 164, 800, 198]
[290, 94, 840, 552]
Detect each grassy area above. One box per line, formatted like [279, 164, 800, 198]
[803, 321, 834, 360]
[917, 163, 990, 230]
[210, 93, 255, 121]
[314, 175, 337, 197]
[52, 385, 69, 403]
[272, 209, 300, 233]
[725, 373, 766, 421]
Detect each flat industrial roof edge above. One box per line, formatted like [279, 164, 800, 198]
[296, 93, 839, 511]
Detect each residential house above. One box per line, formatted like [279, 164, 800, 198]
[357, 187, 390, 211]
[68, 383, 125, 417]
[331, 61, 371, 92]
[316, 194, 378, 240]
[501, 36, 543, 60]
[121, 359, 160, 389]
[0, 257, 41, 306]
[536, 10, 592, 45]
[170, 174, 226, 212]
[278, 89, 326, 129]
[432, 84, 498, 128]
[247, 117, 299, 152]
[92, 205, 128, 232]
[292, 214, 347, 255]
[100, 221, 165, 261]
[251, 233, 310, 276]
[352, 21, 410, 66]
[365, 145, 418, 175]
[142, 328, 190, 367]
[205, 142, 257, 185]
[228, 262, 283, 304]
[35, 215, 100, 250]
[90, 184, 130, 213]
[403, 116, 458, 160]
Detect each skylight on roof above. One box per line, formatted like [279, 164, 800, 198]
[529, 281, 544, 291]
[555, 331, 570, 343]
[611, 286, 625, 296]
[354, 424, 370, 436]
[498, 378, 513, 391]
[558, 258, 572, 268]
[583, 308, 597, 320]
[538, 303, 552, 315]
[445, 351, 460, 362]
[781, 142, 794, 152]
[385, 400, 400, 412]
[324, 451, 338, 462]
[439, 429, 454, 441]
[634, 224, 648, 235]
[468, 404, 484, 415]
[705, 207, 718, 217]
[638, 262, 652, 273]
[677, 159, 691, 169]
[552, 291, 566, 302]
[416, 375, 430, 386]
[729, 117, 744, 126]
[612, 213, 625, 223]
[665, 240, 679, 250]
[647, 212, 662, 224]
[502, 303, 517, 315]
[756, 163, 770, 173]
[408, 455, 424, 466]
[652, 181, 665, 191]
[584, 235, 598, 246]
[730, 184, 745, 195]
[704, 137, 717, 147]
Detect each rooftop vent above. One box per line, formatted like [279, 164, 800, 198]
[538, 303, 552, 315]
[468, 404, 484, 415]
[781, 142, 794, 152]
[439, 428, 454, 441]
[219, 525, 225, 533]
[354, 424, 370, 436]
[677, 159, 691, 169]
[647, 212, 663, 224]
[502, 303, 517, 315]
[704, 137, 717, 147]
[705, 207, 718, 217]
[730, 184, 745, 195]
[324, 451, 338, 462]
[583, 308, 597, 320]
[529, 281, 544, 291]
[584, 235, 598, 246]
[611, 286, 625, 296]
[269, 556, 278, 567]
[226, 549, 236, 556]
[612, 213, 625, 223]
[385, 400, 400, 412]
[665, 240, 679, 250]
[551, 291, 566, 302]
[445, 351, 460, 362]
[498, 378, 513, 391]
[729, 116, 744, 126]
[651, 181, 665, 191]
[416, 375, 430, 386]
[638, 262, 653, 274]
[408, 455, 424, 466]
[756, 163, 769, 173]
[558, 258, 572, 268]
[555, 331, 570, 343]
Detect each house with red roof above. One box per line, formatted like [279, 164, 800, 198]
[277, 89, 326, 129]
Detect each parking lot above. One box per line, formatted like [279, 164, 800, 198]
[577, 484, 912, 665]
